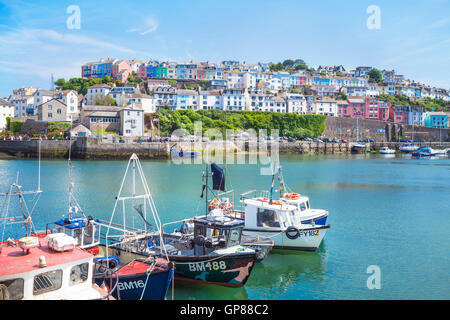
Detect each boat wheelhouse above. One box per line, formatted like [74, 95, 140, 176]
[0, 234, 110, 300]
[276, 166, 329, 226]
[133, 213, 258, 287]
[279, 193, 329, 226]
[227, 195, 329, 251]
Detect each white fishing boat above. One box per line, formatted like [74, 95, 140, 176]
[277, 166, 329, 226]
[399, 143, 419, 153]
[430, 147, 448, 156]
[379, 147, 396, 154]
[0, 146, 110, 300]
[229, 196, 329, 251]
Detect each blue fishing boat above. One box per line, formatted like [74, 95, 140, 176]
[412, 146, 437, 157]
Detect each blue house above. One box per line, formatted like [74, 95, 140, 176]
[424, 112, 448, 128]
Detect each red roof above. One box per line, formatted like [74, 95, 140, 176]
[0, 236, 93, 278]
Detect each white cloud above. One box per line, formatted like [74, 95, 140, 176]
[0, 27, 148, 82]
[127, 18, 159, 35]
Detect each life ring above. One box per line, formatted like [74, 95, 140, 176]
[272, 200, 283, 205]
[257, 198, 269, 202]
[285, 193, 301, 200]
[285, 226, 300, 240]
[208, 198, 220, 210]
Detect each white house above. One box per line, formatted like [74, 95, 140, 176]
[153, 86, 177, 110]
[199, 90, 223, 110]
[32, 89, 55, 116]
[312, 98, 338, 117]
[85, 84, 111, 105]
[283, 93, 308, 114]
[120, 105, 145, 137]
[0, 98, 14, 130]
[127, 93, 156, 114]
[222, 89, 249, 111]
[9, 94, 34, 117]
[109, 86, 139, 106]
[249, 92, 273, 112]
[58, 90, 79, 120]
[343, 86, 367, 97]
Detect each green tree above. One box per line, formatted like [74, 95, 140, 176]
[368, 68, 383, 83]
[95, 96, 118, 106]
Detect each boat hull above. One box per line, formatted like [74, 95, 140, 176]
[169, 253, 256, 287]
[95, 265, 174, 300]
[351, 146, 367, 154]
[301, 214, 328, 226]
[243, 225, 329, 251]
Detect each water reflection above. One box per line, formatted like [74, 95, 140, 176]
[172, 281, 249, 300]
[245, 244, 327, 298]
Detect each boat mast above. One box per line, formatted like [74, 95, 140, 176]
[205, 164, 209, 215]
[356, 117, 359, 142]
[68, 116, 73, 219]
[278, 166, 285, 197]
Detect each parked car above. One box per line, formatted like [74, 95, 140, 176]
[304, 137, 313, 141]
[288, 137, 296, 142]
[341, 139, 348, 143]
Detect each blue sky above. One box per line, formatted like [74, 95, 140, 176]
[1, 0, 449, 97]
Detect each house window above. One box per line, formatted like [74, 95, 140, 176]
[48, 105, 52, 110]
[57, 109, 62, 114]
[48, 113, 53, 118]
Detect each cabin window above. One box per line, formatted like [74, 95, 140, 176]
[33, 270, 63, 295]
[206, 228, 220, 238]
[306, 201, 310, 209]
[195, 225, 204, 237]
[257, 208, 280, 228]
[0, 278, 24, 300]
[228, 228, 242, 247]
[69, 263, 89, 286]
[299, 203, 307, 211]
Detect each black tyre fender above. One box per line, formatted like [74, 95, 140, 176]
[195, 235, 205, 246]
[108, 259, 118, 269]
[285, 226, 300, 240]
[205, 239, 213, 249]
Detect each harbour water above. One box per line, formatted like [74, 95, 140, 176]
[1, 154, 449, 300]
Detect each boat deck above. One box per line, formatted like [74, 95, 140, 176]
[0, 236, 92, 278]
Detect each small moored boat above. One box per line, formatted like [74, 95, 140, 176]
[412, 146, 437, 158]
[400, 143, 419, 153]
[379, 147, 396, 154]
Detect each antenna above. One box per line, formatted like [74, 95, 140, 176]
[51, 74, 55, 98]
[37, 140, 41, 192]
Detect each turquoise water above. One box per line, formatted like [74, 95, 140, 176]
[1, 154, 449, 300]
